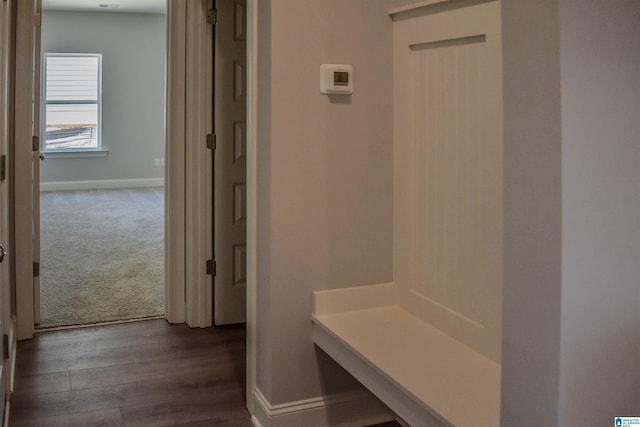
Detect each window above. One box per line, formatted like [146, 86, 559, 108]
[42, 53, 102, 152]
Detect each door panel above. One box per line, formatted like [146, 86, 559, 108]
[33, 0, 41, 326]
[0, 0, 8, 417]
[213, 0, 247, 325]
[15, 0, 40, 340]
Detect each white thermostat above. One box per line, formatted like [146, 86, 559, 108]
[320, 64, 353, 95]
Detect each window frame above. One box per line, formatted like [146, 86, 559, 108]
[41, 52, 105, 155]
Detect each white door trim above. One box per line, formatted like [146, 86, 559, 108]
[14, 0, 217, 335]
[246, 0, 257, 413]
[183, 0, 214, 328]
[14, 0, 38, 341]
[164, 0, 187, 324]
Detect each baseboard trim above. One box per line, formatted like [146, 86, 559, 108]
[40, 178, 165, 192]
[251, 387, 394, 427]
[8, 319, 16, 394]
[3, 401, 9, 427]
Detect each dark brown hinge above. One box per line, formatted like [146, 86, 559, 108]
[32, 135, 39, 152]
[0, 154, 6, 181]
[33, 261, 40, 278]
[206, 259, 216, 276]
[2, 334, 8, 360]
[206, 133, 216, 150]
[207, 7, 217, 25]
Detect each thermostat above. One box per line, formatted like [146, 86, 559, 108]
[320, 64, 353, 94]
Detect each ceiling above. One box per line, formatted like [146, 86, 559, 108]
[42, 0, 166, 14]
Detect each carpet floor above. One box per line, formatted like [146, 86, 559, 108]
[39, 188, 165, 328]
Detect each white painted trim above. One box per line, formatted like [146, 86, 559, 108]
[388, 0, 450, 16]
[41, 149, 109, 158]
[164, 0, 187, 324]
[15, 0, 38, 341]
[388, 0, 494, 17]
[183, 0, 213, 328]
[2, 401, 8, 427]
[251, 387, 394, 427]
[40, 178, 164, 192]
[251, 416, 264, 427]
[246, 0, 257, 415]
[7, 318, 16, 394]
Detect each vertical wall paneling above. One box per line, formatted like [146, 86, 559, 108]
[394, 0, 503, 362]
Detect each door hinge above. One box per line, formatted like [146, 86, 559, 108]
[32, 135, 39, 152]
[207, 7, 217, 25]
[2, 334, 8, 360]
[33, 261, 40, 278]
[206, 259, 216, 276]
[206, 133, 216, 150]
[0, 154, 6, 181]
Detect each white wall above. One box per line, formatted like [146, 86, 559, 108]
[40, 11, 165, 184]
[256, 0, 394, 407]
[559, 1, 640, 425]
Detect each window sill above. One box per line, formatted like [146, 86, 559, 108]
[42, 149, 109, 159]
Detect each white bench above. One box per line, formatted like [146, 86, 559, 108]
[312, 283, 501, 427]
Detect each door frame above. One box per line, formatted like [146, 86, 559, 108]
[14, 0, 38, 341]
[13, 0, 259, 415]
[165, 0, 215, 327]
[245, 0, 257, 413]
[14, 1, 218, 334]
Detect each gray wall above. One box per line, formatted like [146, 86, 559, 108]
[40, 11, 165, 184]
[501, 1, 640, 426]
[500, 1, 562, 425]
[559, 1, 640, 425]
[256, 0, 394, 405]
[252, 0, 640, 422]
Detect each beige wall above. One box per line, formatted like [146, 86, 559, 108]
[559, 1, 640, 425]
[256, 0, 394, 405]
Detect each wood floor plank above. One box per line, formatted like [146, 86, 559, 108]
[10, 408, 124, 427]
[12, 365, 244, 419]
[120, 396, 251, 427]
[20, 321, 242, 357]
[10, 320, 250, 427]
[70, 348, 244, 390]
[31, 318, 168, 343]
[172, 417, 253, 427]
[16, 327, 244, 376]
[13, 371, 71, 395]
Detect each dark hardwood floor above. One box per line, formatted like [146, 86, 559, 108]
[9, 319, 251, 427]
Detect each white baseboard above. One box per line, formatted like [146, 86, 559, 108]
[40, 178, 164, 192]
[3, 401, 9, 427]
[251, 387, 394, 427]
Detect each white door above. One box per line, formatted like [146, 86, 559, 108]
[33, 0, 42, 326]
[14, 0, 41, 340]
[0, 0, 10, 417]
[213, 0, 247, 325]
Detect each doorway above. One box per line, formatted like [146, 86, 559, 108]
[13, 0, 257, 416]
[36, 3, 167, 329]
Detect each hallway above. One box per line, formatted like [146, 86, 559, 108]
[9, 319, 250, 426]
